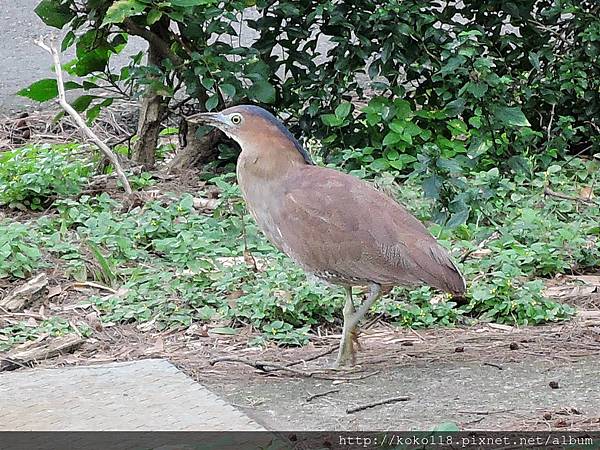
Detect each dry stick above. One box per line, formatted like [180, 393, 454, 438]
[543, 186, 599, 206]
[459, 231, 501, 263]
[34, 37, 132, 195]
[209, 356, 380, 381]
[346, 396, 411, 414]
[276, 345, 338, 370]
[483, 362, 503, 370]
[306, 388, 340, 403]
[458, 408, 514, 416]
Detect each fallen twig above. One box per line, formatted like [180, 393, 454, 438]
[346, 395, 411, 414]
[209, 356, 379, 381]
[0, 334, 84, 371]
[275, 345, 338, 371]
[544, 186, 599, 206]
[459, 231, 501, 263]
[70, 281, 118, 294]
[459, 408, 514, 415]
[306, 388, 340, 402]
[34, 37, 132, 195]
[483, 362, 504, 370]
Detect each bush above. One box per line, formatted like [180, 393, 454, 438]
[23, 1, 598, 180]
[0, 222, 42, 279]
[0, 144, 93, 209]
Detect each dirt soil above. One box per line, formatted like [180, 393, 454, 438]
[15, 316, 599, 432]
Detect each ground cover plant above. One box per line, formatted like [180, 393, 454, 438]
[0, 142, 597, 352]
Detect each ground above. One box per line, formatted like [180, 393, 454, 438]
[0, 165, 598, 432]
[13, 309, 600, 431]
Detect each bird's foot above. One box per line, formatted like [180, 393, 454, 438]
[333, 329, 357, 369]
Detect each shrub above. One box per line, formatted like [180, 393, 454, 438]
[0, 144, 93, 210]
[0, 222, 42, 279]
[23, 1, 598, 179]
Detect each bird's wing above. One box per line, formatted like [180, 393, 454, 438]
[275, 166, 465, 294]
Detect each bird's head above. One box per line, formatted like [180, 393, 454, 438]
[187, 105, 314, 165]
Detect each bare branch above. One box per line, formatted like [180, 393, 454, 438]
[544, 186, 599, 206]
[35, 37, 132, 195]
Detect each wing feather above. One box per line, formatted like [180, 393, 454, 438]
[270, 166, 465, 293]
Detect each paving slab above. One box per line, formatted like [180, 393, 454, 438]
[0, 359, 265, 431]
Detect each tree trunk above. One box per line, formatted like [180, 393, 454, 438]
[131, 24, 168, 169]
[168, 121, 222, 172]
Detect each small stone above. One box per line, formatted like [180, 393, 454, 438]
[549, 381, 560, 389]
[543, 412, 552, 420]
[509, 342, 519, 350]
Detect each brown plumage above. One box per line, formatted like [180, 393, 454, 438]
[187, 105, 466, 367]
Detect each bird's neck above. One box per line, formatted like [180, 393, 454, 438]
[236, 141, 307, 182]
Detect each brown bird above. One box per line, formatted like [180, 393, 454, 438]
[187, 105, 466, 367]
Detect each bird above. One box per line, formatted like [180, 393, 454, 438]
[187, 105, 466, 368]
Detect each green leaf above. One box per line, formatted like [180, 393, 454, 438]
[248, 80, 276, 104]
[87, 242, 117, 286]
[17, 79, 59, 102]
[422, 175, 442, 199]
[370, 158, 390, 171]
[70, 95, 96, 112]
[321, 114, 343, 127]
[205, 95, 219, 111]
[492, 106, 531, 127]
[34, 0, 74, 29]
[87, 98, 113, 122]
[382, 131, 402, 146]
[335, 102, 352, 119]
[102, 0, 147, 26]
[547, 164, 561, 174]
[394, 99, 413, 120]
[146, 9, 162, 25]
[61, 31, 76, 51]
[389, 120, 405, 134]
[170, 0, 217, 6]
[446, 208, 470, 228]
[443, 98, 466, 116]
[219, 83, 236, 98]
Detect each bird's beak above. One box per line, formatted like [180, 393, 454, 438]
[186, 112, 226, 128]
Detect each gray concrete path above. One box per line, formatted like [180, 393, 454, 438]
[207, 358, 600, 431]
[0, 359, 265, 431]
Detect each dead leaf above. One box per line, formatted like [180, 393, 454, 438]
[193, 196, 219, 211]
[0, 273, 48, 311]
[580, 186, 594, 200]
[47, 285, 62, 299]
[544, 285, 597, 299]
[186, 324, 209, 337]
[144, 337, 165, 355]
[471, 248, 493, 258]
[565, 275, 600, 285]
[85, 312, 103, 331]
[488, 323, 514, 331]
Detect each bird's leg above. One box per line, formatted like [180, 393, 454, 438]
[334, 287, 357, 368]
[334, 284, 382, 368]
[347, 283, 381, 330]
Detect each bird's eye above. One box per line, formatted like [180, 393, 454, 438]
[231, 114, 242, 125]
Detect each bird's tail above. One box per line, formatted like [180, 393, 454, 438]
[424, 244, 467, 296]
